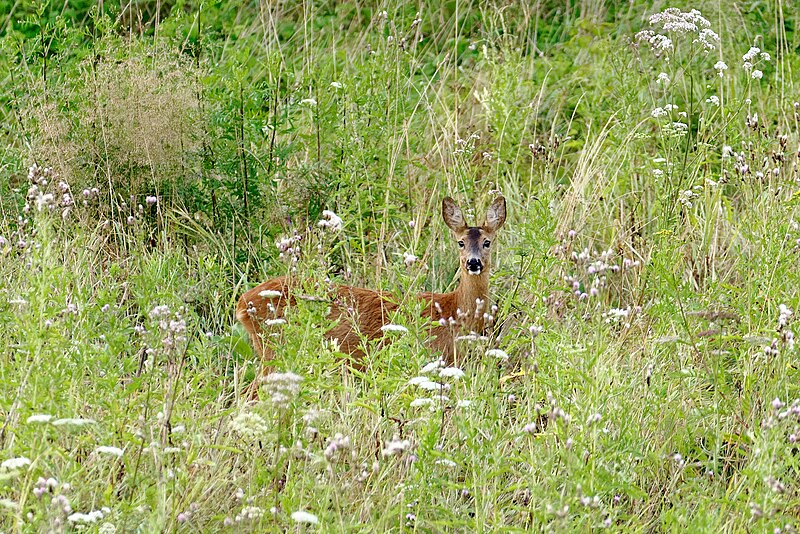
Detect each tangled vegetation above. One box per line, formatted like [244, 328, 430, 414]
[1, 1, 799, 531]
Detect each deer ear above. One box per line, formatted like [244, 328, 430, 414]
[485, 196, 506, 232]
[442, 197, 466, 232]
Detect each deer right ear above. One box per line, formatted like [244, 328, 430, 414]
[442, 197, 467, 232]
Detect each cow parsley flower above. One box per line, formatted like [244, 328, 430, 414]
[261, 372, 303, 409]
[1, 457, 31, 470]
[291, 511, 319, 525]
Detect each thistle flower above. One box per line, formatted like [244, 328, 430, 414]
[318, 210, 343, 231]
[382, 436, 412, 457]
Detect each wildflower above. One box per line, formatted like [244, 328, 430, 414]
[586, 413, 603, 425]
[265, 319, 286, 326]
[751, 70, 763, 79]
[94, 446, 124, 457]
[651, 107, 667, 118]
[742, 46, 760, 62]
[436, 458, 457, 467]
[486, 348, 509, 360]
[713, 60, 728, 76]
[1, 457, 30, 470]
[330, 81, 343, 89]
[693, 28, 719, 50]
[291, 511, 319, 525]
[229, 412, 270, 439]
[380, 324, 408, 333]
[760, 52, 771, 61]
[656, 72, 670, 84]
[778, 305, 792, 327]
[236, 506, 265, 522]
[382, 436, 412, 457]
[402, 252, 418, 267]
[529, 325, 543, 337]
[420, 359, 445, 373]
[300, 98, 317, 106]
[27, 414, 53, 424]
[523, 423, 537, 434]
[438, 367, 465, 379]
[145, 196, 158, 207]
[68, 510, 105, 524]
[258, 289, 282, 298]
[261, 372, 303, 408]
[317, 210, 343, 231]
[410, 398, 435, 408]
[323, 433, 351, 462]
[706, 95, 720, 106]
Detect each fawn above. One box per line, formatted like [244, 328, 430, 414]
[236, 196, 507, 375]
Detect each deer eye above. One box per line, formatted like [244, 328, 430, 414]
[483, 240, 491, 248]
[458, 240, 465, 248]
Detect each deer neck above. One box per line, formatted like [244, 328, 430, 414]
[454, 271, 490, 332]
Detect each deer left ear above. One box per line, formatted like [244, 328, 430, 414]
[485, 196, 506, 232]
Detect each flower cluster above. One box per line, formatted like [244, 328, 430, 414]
[276, 232, 302, 263]
[24, 164, 77, 219]
[742, 46, 770, 80]
[148, 305, 188, 353]
[636, 8, 717, 56]
[260, 372, 303, 409]
[317, 210, 343, 232]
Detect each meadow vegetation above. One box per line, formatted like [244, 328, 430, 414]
[0, 0, 799, 531]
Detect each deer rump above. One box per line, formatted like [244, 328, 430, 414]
[236, 276, 457, 363]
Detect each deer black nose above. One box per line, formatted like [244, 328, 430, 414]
[466, 258, 482, 273]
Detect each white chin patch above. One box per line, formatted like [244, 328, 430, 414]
[467, 269, 482, 276]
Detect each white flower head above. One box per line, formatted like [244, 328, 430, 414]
[291, 511, 319, 525]
[742, 46, 760, 62]
[438, 367, 465, 379]
[258, 290, 282, 298]
[381, 324, 408, 333]
[1, 457, 31, 470]
[300, 98, 317, 106]
[486, 348, 509, 360]
[94, 446, 124, 458]
[229, 412, 270, 440]
[317, 210, 343, 232]
[751, 70, 763, 80]
[261, 372, 303, 409]
[402, 252, 418, 267]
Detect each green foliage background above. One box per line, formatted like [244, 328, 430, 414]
[0, 0, 799, 531]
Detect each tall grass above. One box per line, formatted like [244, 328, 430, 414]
[0, 1, 799, 531]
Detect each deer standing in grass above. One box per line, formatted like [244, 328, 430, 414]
[236, 196, 507, 376]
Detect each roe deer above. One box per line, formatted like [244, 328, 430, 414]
[236, 196, 507, 375]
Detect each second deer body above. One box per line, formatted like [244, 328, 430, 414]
[236, 196, 507, 372]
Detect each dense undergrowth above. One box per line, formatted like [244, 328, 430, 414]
[1, 0, 800, 531]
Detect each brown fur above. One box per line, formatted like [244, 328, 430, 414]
[236, 197, 507, 379]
